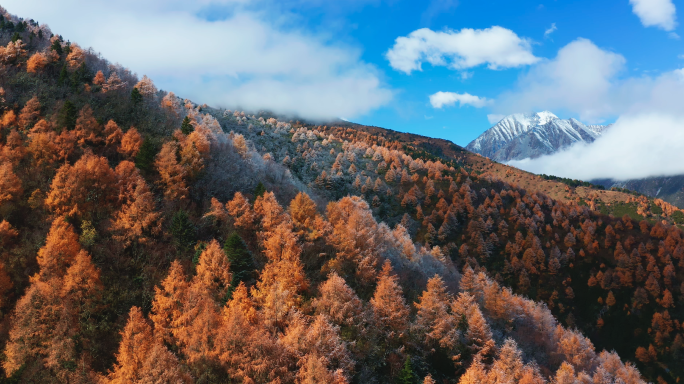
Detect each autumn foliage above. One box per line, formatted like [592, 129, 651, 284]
[0, 8, 677, 384]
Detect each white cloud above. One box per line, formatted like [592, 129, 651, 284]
[487, 114, 505, 124]
[630, 0, 677, 31]
[495, 37, 684, 181]
[495, 38, 684, 123]
[508, 113, 684, 180]
[3, 0, 392, 120]
[386, 26, 539, 74]
[429, 91, 491, 108]
[544, 23, 557, 39]
[495, 38, 626, 122]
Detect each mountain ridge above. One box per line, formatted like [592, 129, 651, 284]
[466, 111, 610, 162]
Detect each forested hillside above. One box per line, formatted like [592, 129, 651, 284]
[0, 7, 682, 384]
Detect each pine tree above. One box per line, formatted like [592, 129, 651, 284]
[51, 38, 63, 55]
[58, 100, 77, 130]
[224, 233, 254, 292]
[130, 87, 143, 105]
[180, 116, 193, 135]
[254, 182, 266, 199]
[134, 138, 156, 172]
[58, 64, 68, 86]
[170, 210, 196, 253]
[397, 355, 416, 384]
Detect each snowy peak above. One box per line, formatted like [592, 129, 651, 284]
[468, 111, 559, 154]
[466, 112, 610, 162]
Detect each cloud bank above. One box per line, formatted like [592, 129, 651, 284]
[429, 91, 490, 108]
[630, 0, 677, 31]
[508, 113, 684, 180]
[499, 37, 684, 181]
[386, 26, 539, 74]
[3, 0, 392, 120]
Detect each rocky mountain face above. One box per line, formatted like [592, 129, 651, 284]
[466, 111, 609, 162]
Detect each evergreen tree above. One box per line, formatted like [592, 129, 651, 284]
[397, 355, 416, 384]
[51, 38, 62, 55]
[58, 100, 77, 130]
[224, 233, 254, 293]
[11, 32, 20, 43]
[58, 64, 68, 86]
[135, 138, 157, 172]
[254, 182, 266, 199]
[72, 62, 91, 87]
[131, 87, 143, 105]
[170, 210, 196, 253]
[180, 116, 193, 135]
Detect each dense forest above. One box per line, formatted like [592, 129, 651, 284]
[1, 7, 683, 383]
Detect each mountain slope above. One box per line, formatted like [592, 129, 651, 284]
[597, 176, 684, 214]
[466, 111, 609, 162]
[0, 6, 680, 383]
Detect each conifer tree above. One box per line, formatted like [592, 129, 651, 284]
[134, 138, 156, 172]
[371, 261, 409, 344]
[181, 116, 193, 135]
[170, 210, 196, 253]
[130, 87, 143, 105]
[58, 100, 77, 130]
[224, 233, 255, 290]
[397, 355, 416, 384]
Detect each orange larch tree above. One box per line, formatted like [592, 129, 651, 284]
[93, 70, 106, 85]
[134, 75, 158, 98]
[110, 173, 161, 248]
[252, 256, 309, 331]
[150, 261, 189, 342]
[17, 96, 41, 131]
[0, 162, 22, 207]
[26, 51, 48, 73]
[312, 272, 365, 329]
[119, 127, 143, 158]
[65, 43, 85, 70]
[107, 306, 192, 384]
[104, 120, 123, 148]
[370, 261, 409, 346]
[73, 105, 103, 146]
[195, 239, 232, 300]
[227, 192, 256, 231]
[35, 216, 81, 281]
[413, 274, 454, 349]
[161, 91, 180, 116]
[45, 152, 117, 219]
[155, 141, 188, 201]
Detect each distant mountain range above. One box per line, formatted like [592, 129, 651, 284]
[468, 112, 684, 208]
[466, 111, 609, 162]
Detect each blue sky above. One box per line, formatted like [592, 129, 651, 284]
[4, 0, 684, 153]
[340, 0, 682, 145]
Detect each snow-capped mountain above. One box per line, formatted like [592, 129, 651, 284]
[466, 111, 610, 162]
